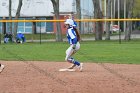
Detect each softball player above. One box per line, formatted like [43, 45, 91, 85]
[64, 19, 83, 71]
[0, 64, 5, 73]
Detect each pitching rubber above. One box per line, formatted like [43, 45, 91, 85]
[59, 68, 76, 72]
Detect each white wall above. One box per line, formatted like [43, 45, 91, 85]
[0, 0, 9, 17]
[0, 0, 76, 17]
[80, 0, 94, 34]
[81, 0, 94, 17]
[21, 0, 53, 17]
[59, 0, 76, 13]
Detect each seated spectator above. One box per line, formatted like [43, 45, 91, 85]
[16, 31, 26, 44]
[4, 32, 13, 43]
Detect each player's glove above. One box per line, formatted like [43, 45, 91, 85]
[72, 44, 76, 49]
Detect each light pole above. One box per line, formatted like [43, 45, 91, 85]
[118, 0, 121, 44]
[104, 0, 106, 33]
[124, 0, 126, 32]
[114, 0, 116, 19]
[118, 0, 120, 27]
[40, 21, 41, 44]
[111, 0, 113, 25]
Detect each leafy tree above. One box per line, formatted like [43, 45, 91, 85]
[133, 0, 140, 17]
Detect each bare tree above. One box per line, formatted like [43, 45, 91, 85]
[9, 0, 12, 33]
[13, 0, 23, 36]
[2, 17, 6, 34]
[32, 17, 37, 42]
[76, 0, 81, 33]
[124, 0, 135, 41]
[105, 0, 111, 40]
[51, 0, 62, 42]
[93, 0, 103, 40]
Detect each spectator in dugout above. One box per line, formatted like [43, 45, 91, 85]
[4, 32, 13, 43]
[16, 31, 26, 44]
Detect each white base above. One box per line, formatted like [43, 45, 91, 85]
[59, 68, 76, 72]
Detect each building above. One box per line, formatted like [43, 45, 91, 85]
[0, 0, 94, 34]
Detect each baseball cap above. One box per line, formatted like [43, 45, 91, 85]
[64, 19, 74, 26]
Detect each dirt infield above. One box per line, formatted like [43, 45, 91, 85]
[0, 61, 140, 93]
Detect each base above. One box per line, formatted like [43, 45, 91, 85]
[59, 68, 76, 72]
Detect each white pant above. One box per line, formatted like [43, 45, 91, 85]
[65, 42, 80, 61]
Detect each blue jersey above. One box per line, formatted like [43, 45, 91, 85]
[17, 33, 24, 39]
[73, 21, 77, 28]
[67, 27, 78, 45]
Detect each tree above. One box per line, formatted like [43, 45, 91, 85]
[124, 0, 135, 40]
[2, 17, 6, 34]
[13, 0, 23, 36]
[76, 0, 81, 33]
[9, 0, 12, 33]
[105, 0, 111, 40]
[51, 0, 62, 42]
[93, 0, 103, 40]
[32, 17, 37, 42]
[133, 0, 140, 17]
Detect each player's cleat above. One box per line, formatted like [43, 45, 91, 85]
[0, 64, 5, 73]
[68, 64, 76, 69]
[77, 63, 83, 72]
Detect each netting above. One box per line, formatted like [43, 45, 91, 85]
[0, 18, 140, 44]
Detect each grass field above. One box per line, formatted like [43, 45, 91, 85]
[0, 40, 140, 64]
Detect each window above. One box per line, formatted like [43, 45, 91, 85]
[25, 18, 32, 33]
[46, 17, 53, 32]
[36, 18, 46, 33]
[17, 18, 25, 33]
[36, 18, 45, 27]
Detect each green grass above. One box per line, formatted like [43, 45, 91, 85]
[24, 33, 96, 40]
[0, 41, 140, 64]
[24, 33, 56, 40]
[24, 33, 120, 40]
[1, 32, 124, 41]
